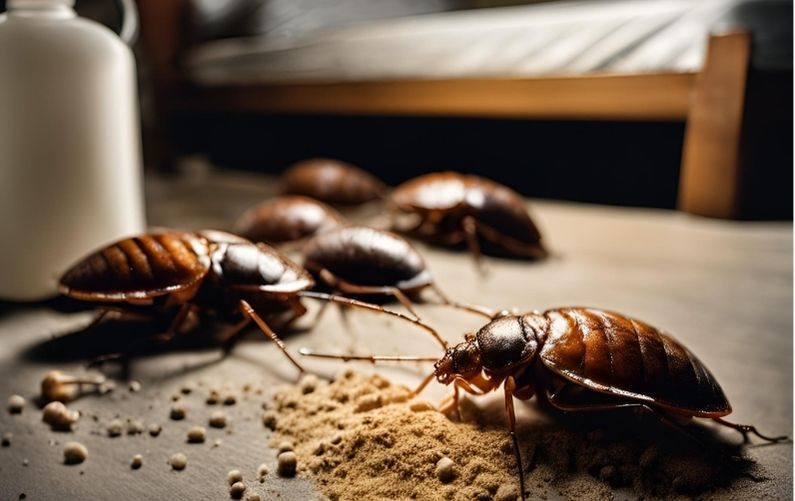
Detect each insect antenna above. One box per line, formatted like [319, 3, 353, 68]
[427, 284, 494, 319]
[298, 348, 438, 364]
[299, 348, 439, 396]
[296, 291, 448, 348]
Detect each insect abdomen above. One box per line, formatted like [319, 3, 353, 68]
[59, 232, 210, 300]
[539, 307, 730, 416]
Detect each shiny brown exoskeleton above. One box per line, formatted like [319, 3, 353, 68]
[281, 158, 387, 206]
[59, 230, 440, 371]
[301, 226, 490, 341]
[302, 307, 786, 500]
[234, 195, 345, 245]
[390, 172, 546, 264]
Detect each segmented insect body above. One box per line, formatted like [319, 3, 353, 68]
[303, 226, 431, 294]
[59, 231, 314, 371]
[436, 307, 730, 416]
[234, 195, 345, 245]
[390, 172, 545, 260]
[304, 306, 785, 500]
[59, 230, 446, 368]
[301, 225, 447, 321]
[281, 158, 387, 205]
[431, 307, 783, 499]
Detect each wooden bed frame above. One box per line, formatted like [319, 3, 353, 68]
[138, 0, 752, 219]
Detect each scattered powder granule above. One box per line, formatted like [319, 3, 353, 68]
[209, 411, 227, 428]
[187, 426, 206, 443]
[2, 432, 12, 446]
[126, 419, 145, 435]
[207, 390, 221, 405]
[277, 451, 297, 477]
[268, 370, 755, 501]
[298, 374, 320, 394]
[277, 441, 294, 454]
[63, 442, 88, 464]
[7, 394, 25, 413]
[244, 493, 261, 501]
[262, 411, 277, 430]
[213, 438, 223, 448]
[169, 452, 187, 471]
[256, 463, 269, 481]
[435, 456, 455, 483]
[42, 401, 79, 430]
[128, 381, 142, 392]
[223, 393, 237, 406]
[131, 454, 143, 469]
[170, 403, 187, 420]
[229, 481, 246, 499]
[148, 423, 162, 437]
[107, 419, 124, 437]
[180, 385, 193, 395]
[41, 370, 104, 402]
[227, 469, 243, 485]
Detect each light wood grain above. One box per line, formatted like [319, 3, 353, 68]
[177, 73, 696, 121]
[678, 32, 752, 218]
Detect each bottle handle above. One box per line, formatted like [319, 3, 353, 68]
[115, 0, 138, 45]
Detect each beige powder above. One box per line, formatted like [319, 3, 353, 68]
[270, 370, 761, 501]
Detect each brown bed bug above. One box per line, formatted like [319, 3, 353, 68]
[281, 158, 388, 206]
[390, 172, 546, 264]
[234, 195, 345, 246]
[58, 230, 439, 371]
[301, 225, 492, 342]
[301, 307, 786, 500]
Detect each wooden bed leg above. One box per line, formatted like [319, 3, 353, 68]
[678, 31, 751, 219]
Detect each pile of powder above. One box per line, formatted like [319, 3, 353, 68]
[270, 370, 522, 500]
[269, 370, 760, 501]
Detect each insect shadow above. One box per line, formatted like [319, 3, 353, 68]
[21, 297, 314, 382]
[496, 401, 760, 497]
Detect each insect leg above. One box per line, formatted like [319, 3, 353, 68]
[413, 369, 437, 396]
[711, 417, 788, 443]
[542, 386, 712, 449]
[297, 291, 448, 348]
[85, 305, 191, 370]
[462, 215, 484, 271]
[239, 299, 305, 373]
[504, 376, 527, 501]
[318, 268, 421, 320]
[215, 316, 252, 346]
[471, 219, 548, 259]
[152, 302, 195, 342]
[282, 298, 308, 331]
[310, 296, 332, 327]
[84, 307, 153, 332]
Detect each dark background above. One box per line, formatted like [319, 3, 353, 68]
[2, 0, 791, 218]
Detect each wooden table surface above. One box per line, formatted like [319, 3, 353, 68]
[0, 168, 791, 500]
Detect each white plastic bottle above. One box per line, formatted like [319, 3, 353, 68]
[0, 0, 146, 301]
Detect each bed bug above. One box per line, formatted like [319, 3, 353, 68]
[301, 307, 786, 500]
[234, 195, 345, 246]
[390, 172, 546, 264]
[58, 230, 440, 371]
[281, 158, 388, 206]
[301, 225, 492, 340]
